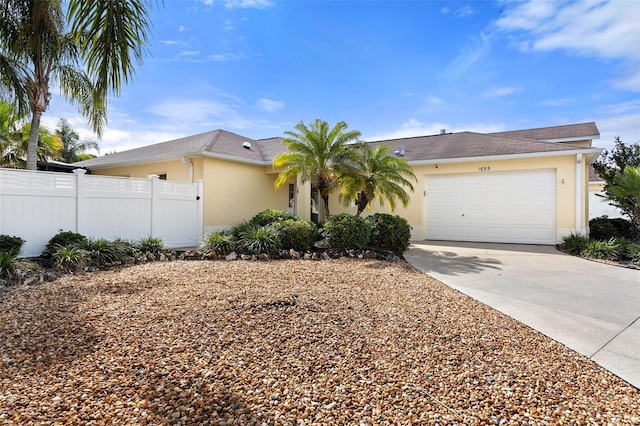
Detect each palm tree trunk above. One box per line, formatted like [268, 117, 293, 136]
[26, 111, 42, 170]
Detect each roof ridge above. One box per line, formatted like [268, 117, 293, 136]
[489, 121, 597, 135]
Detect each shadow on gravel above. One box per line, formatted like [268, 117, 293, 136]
[405, 250, 502, 276]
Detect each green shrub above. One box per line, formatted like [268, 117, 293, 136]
[79, 238, 124, 266]
[560, 233, 589, 255]
[366, 213, 411, 254]
[229, 220, 254, 240]
[238, 224, 281, 256]
[249, 209, 298, 227]
[0, 235, 25, 257]
[52, 245, 89, 272]
[136, 236, 164, 256]
[277, 219, 317, 252]
[111, 238, 140, 258]
[0, 252, 17, 279]
[623, 242, 640, 262]
[589, 217, 635, 241]
[43, 231, 87, 257]
[324, 213, 371, 251]
[582, 238, 620, 260]
[201, 231, 236, 256]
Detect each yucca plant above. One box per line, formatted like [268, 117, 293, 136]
[624, 242, 640, 263]
[52, 245, 89, 272]
[582, 238, 620, 260]
[136, 237, 164, 256]
[560, 233, 589, 255]
[0, 252, 18, 279]
[79, 238, 120, 266]
[238, 224, 281, 256]
[201, 231, 235, 256]
[111, 238, 141, 258]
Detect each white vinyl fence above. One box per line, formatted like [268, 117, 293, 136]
[0, 168, 203, 257]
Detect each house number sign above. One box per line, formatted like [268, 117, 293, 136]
[477, 166, 491, 172]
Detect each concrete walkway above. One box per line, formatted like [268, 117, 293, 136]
[405, 241, 640, 389]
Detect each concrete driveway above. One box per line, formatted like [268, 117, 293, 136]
[405, 241, 640, 389]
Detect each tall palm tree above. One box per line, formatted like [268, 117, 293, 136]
[605, 165, 640, 235]
[273, 119, 361, 223]
[339, 144, 416, 216]
[0, 0, 105, 170]
[56, 118, 99, 163]
[0, 0, 158, 170]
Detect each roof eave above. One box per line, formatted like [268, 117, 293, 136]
[200, 151, 271, 166]
[542, 134, 600, 143]
[407, 147, 603, 167]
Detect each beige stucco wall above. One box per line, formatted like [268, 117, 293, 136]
[329, 154, 585, 242]
[90, 159, 199, 181]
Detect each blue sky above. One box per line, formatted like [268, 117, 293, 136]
[45, 0, 640, 154]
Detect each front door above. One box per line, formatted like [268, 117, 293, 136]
[287, 182, 296, 214]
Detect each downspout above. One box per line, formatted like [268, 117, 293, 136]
[181, 157, 193, 183]
[575, 153, 583, 235]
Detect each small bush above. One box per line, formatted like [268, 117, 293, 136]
[589, 217, 635, 241]
[366, 213, 411, 254]
[250, 209, 298, 227]
[324, 213, 371, 252]
[111, 238, 140, 258]
[201, 231, 236, 256]
[52, 245, 89, 272]
[79, 238, 123, 266]
[0, 235, 25, 257]
[136, 236, 164, 256]
[582, 238, 620, 260]
[277, 219, 317, 252]
[238, 224, 281, 256]
[560, 233, 589, 255]
[623, 242, 640, 262]
[0, 252, 17, 279]
[43, 231, 87, 258]
[229, 220, 254, 240]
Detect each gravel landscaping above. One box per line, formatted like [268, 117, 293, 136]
[1, 259, 638, 425]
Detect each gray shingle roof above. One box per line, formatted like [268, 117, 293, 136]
[370, 132, 590, 162]
[74, 123, 600, 169]
[490, 122, 599, 141]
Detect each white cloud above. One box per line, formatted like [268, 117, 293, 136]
[225, 0, 273, 9]
[534, 98, 573, 107]
[443, 32, 491, 78]
[455, 6, 475, 18]
[426, 96, 444, 105]
[440, 7, 450, 14]
[178, 26, 190, 32]
[225, 20, 234, 30]
[368, 119, 506, 141]
[481, 86, 521, 98]
[595, 99, 640, 150]
[496, 0, 640, 91]
[179, 50, 200, 56]
[256, 98, 284, 112]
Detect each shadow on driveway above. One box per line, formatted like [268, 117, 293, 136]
[404, 245, 502, 276]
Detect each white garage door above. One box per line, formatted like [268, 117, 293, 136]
[426, 170, 556, 244]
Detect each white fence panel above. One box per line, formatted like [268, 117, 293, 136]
[0, 169, 77, 257]
[0, 168, 203, 257]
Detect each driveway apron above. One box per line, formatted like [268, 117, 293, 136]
[405, 241, 640, 389]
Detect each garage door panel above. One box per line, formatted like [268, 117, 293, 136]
[426, 170, 556, 244]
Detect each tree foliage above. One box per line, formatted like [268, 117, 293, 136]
[339, 143, 416, 216]
[56, 118, 99, 163]
[592, 137, 640, 234]
[273, 119, 361, 223]
[0, 0, 159, 170]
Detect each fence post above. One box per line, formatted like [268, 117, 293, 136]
[149, 174, 160, 239]
[73, 169, 87, 235]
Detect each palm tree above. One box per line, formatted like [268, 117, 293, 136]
[56, 118, 99, 163]
[0, 99, 60, 168]
[605, 166, 640, 236]
[0, 0, 158, 170]
[273, 119, 361, 223]
[0, 1, 105, 170]
[339, 144, 416, 216]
